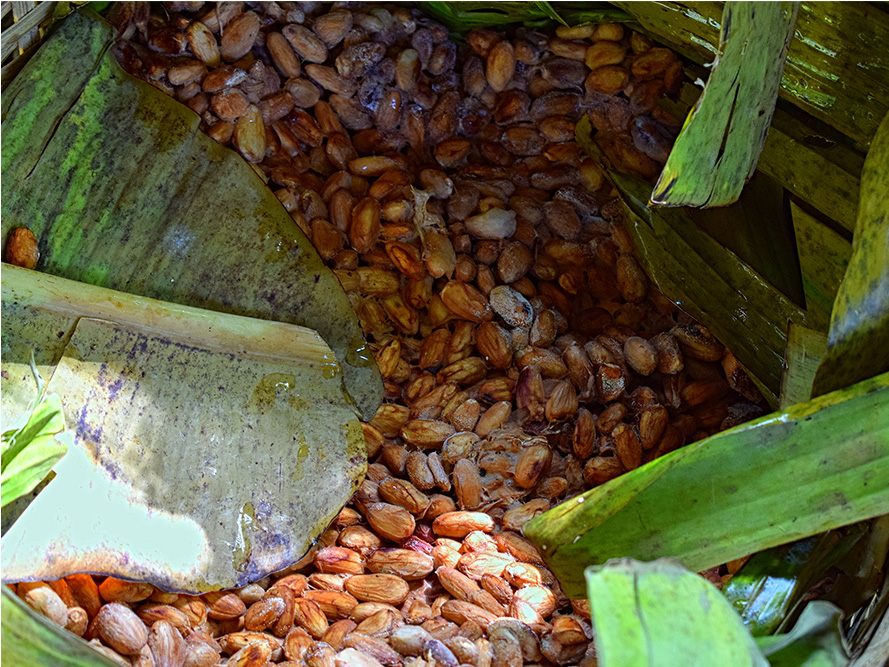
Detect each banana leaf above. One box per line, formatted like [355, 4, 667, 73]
[685, 171, 805, 310]
[1, 587, 117, 667]
[524, 371, 889, 599]
[613, 2, 889, 147]
[586, 560, 849, 667]
[418, 1, 630, 32]
[662, 82, 863, 234]
[585, 559, 767, 667]
[0, 265, 366, 593]
[780, 324, 828, 408]
[579, 116, 811, 403]
[812, 111, 889, 397]
[651, 2, 799, 207]
[722, 529, 864, 637]
[0, 8, 381, 421]
[791, 203, 852, 330]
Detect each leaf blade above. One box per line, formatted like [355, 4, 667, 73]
[525, 372, 889, 599]
[651, 2, 799, 207]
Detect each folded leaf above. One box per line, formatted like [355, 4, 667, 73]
[1, 587, 118, 666]
[812, 111, 889, 397]
[585, 559, 767, 667]
[577, 115, 812, 403]
[780, 324, 828, 408]
[613, 2, 889, 147]
[525, 372, 889, 599]
[755, 600, 847, 666]
[1, 265, 366, 593]
[0, 9, 381, 420]
[722, 529, 863, 636]
[791, 203, 852, 330]
[651, 2, 799, 207]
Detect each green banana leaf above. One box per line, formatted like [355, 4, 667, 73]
[812, 111, 889, 397]
[0, 265, 366, 593]
[585, 559, 848, 667]
[722, 529, 863, 636]
[756, 601, 847, 667]
[585, 559, 768, 667]
[613, 2, 889, 148]
[791, 203, 853, 330]
[651, 2, 799, 207]
[1, 587, 117, 667]
[0, 8, 381, 420]
[780, 324, 828, 408]
[685, 171, 805, 310]
[525, 372, 889, 599]
[1, 390, 70, 509]
[579, 116, 810, 403]
[419, 1, 630, 32]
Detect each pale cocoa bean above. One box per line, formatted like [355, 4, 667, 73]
[486, 41, 515, 92]
[366, 502, 416, 542]
[219, 11, 260, 62]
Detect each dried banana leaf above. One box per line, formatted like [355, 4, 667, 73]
[1, 587, 117, 667]
[525, 372, 889, 599]
[651, 2, 799, 207]
[0, 9, 381, 420]
[585, 559, 768, 667]
[614, 1, 889, 147]
[0, 265, 366, 593]
[812, 111, 889, 397]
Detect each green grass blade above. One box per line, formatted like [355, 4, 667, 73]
[1, 394, 70, 508]
[651, 2, 799, 207]
[812, 111, 889, 397]
[2, 587, 118, 666]
[525, 372, 889, 599]
[585, 559, 768, 667]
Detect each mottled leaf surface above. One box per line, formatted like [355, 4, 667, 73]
[0, 9, 381, 420]
[1, 266, 366, 593]
[651, 2, 799, 207]
[812, 111, 889, 397]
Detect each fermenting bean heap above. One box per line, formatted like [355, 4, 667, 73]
[16, 3, 766, 666]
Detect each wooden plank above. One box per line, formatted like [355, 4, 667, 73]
[614, 1, 889, 146]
